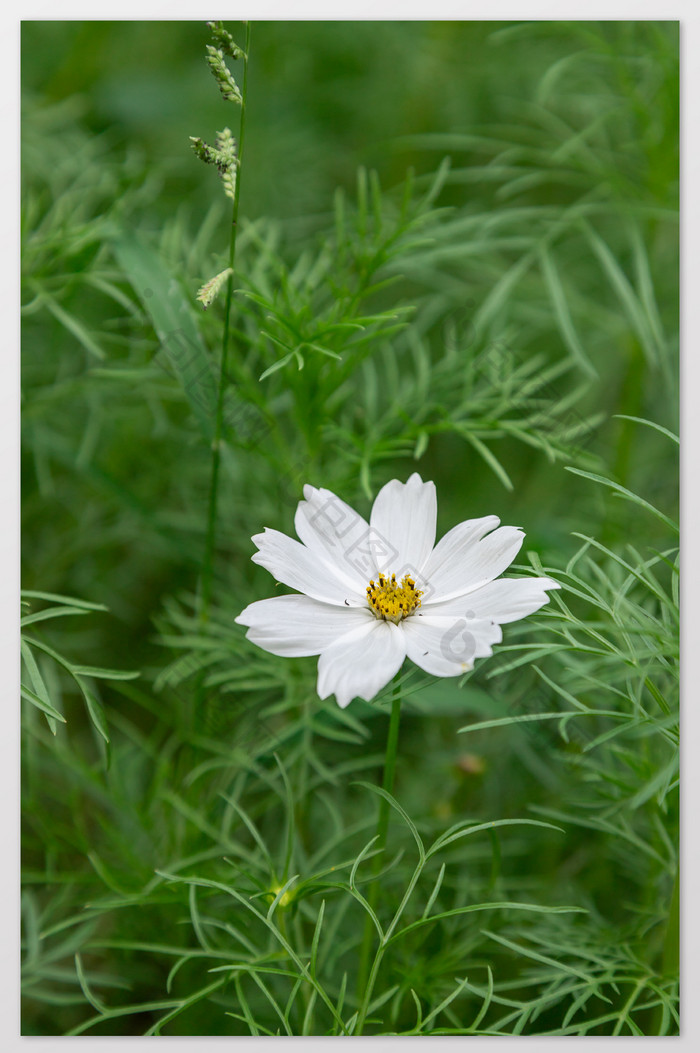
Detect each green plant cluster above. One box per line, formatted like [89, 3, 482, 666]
[21, 20, 678, 1035]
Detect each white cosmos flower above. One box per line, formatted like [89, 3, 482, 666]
[235, 473, 559, 709]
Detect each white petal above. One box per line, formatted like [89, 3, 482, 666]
[402, 614, 502, 678]
[425, 576, 560, 623]
[369, 473, 437, 577]
[294, 485, 372, 592]
[250, 528, 366, 606]
[317, 619, 406, 709]
[422, 519, 524, 603]
[235, 594, 374, 657]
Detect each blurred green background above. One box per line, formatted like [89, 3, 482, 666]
[24, 21, 562, 220]
[22, 21, 680, 223]
[21, 20, 679, 1036]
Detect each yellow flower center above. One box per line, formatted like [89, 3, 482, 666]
[366, 572, 423, 623]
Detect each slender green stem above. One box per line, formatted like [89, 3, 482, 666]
[200, 21, 251, 625]
[356, 677, 402, 1023]
[375, 688, 402, 848]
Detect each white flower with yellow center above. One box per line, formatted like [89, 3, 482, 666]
[235, 474, 559, 708]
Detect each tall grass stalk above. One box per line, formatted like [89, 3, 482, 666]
[200, 21, 251, 624]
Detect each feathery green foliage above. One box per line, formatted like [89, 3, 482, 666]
[21, 20, 677, 1036]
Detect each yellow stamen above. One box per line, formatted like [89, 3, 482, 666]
[366, 571, 423, 623]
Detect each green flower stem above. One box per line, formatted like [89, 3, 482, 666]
[356, 676, 402, 1020]
[200, 21, 251, 626]
[375, 686, 402, 848]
